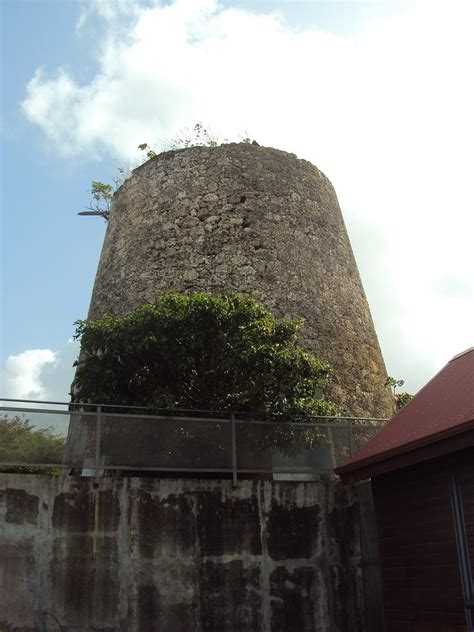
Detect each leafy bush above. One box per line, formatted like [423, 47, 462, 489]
[79, 125, 253, 222]
[0, 415, 65, 472]
[385, 376, 413, 411]
[395, 392, 413, 410]
[77, 181, 113, 221]
[73, 292, 339, 419]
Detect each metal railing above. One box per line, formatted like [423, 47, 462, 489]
[0, 398, 387, 484]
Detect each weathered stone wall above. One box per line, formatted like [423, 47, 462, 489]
[0, 474, 380, 632]
[87, 143, 394, 417]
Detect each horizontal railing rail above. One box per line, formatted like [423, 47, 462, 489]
[0, 398, 389, 421]
[0, 398, 388, 484]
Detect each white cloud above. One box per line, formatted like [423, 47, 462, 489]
[0, 342, 79, 402]
[1, 349, 55, 400]
[21, 0, 474, 393]
[0, 343, 79, 432]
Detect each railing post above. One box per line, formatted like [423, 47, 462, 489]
[231, 413, 237, 487]
[348, 418, 354, 455]
[95, 405, 102, 483]
[327, 425, 336, 470]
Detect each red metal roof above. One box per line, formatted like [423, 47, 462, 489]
[337, 347, 474, 477]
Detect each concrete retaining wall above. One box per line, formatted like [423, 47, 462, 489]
[0, 474, 379, 631]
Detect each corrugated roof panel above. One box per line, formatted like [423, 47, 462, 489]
[338, 347, 474, 473]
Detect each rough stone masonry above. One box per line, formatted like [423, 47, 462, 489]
[87, 143, 393, 417]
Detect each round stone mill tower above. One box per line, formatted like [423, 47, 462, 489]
[87, 143, 394, 417]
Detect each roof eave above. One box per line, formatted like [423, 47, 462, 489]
[336, 419, 474, 483]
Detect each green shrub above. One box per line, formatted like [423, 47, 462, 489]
[0, 415, 65, 473]
[73, 292, 339, 419]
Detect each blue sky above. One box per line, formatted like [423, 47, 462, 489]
[2, 1, 109, 353]
[1, 0, 473, 403]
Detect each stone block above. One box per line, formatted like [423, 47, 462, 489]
[134, 491, 196, 559]
[196, 489, 261, 556]
[52, 488, 119, 533]
[0, 538, 36, 629]
[270, 566, 316, 632]
[4, 488, 38, 525]
[266, 499, 320, 560]
[199, 560, 263, 632]
[50, 534, 119, 629]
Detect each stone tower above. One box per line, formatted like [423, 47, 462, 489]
[86, 143, 393, 417]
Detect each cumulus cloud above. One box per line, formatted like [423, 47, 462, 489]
[0, 341, 79, 402]
[21, 0, 474, 393]
[1, 349, 55, 400]
[0, 343, 79, 432]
